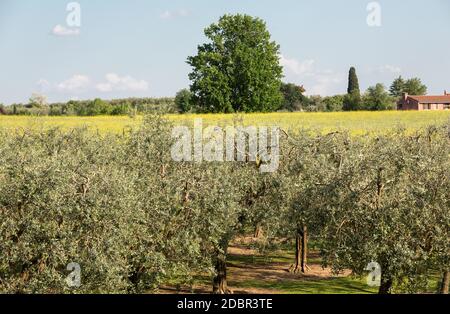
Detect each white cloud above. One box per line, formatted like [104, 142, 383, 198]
[280, 55, 315, 75]
[51, 24, 80, 37]
[37, 73, 149, 95]
[160, 9, 190, 19]
[376, 65, 402, 74]
[178, 9, 190, 17]
[308, 73, 344, 95]
[367, 65, 402, 75]
[280, 54, 344, 96]
[57, 75, 90, 92]
[95, 73, 149, 92]
[160, 11, 172, 19]
[96, 83, 113, 93]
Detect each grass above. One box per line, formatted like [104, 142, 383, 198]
[225, 247, 442, 294]
[163, 250, 379, 294]
[162, 241, 381, 294]
[1, 111, 449, 135]
[230, 276, 377, 294]
[162, 242, 442, 294]
[225, 248, 378, 294]
[226, 250, 322, 266]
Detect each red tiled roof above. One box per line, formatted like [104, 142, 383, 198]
[408, 95, 450, 104]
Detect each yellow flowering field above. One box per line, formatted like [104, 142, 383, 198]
[1, 111, 449, 135]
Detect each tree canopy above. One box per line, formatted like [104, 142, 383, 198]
[187, 14, 283, 113]
[175, 89, 193, 113]
[404, 77, 428, 95]
[390, 76, 428, 97]
[280, 83, 307, 111]
[363, 83, 395, 110]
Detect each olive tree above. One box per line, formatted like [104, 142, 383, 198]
[313, 127, 450, 294]
[0, 129, 138, 293]
[271, 131, 352, 273]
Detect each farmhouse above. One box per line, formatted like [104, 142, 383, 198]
[398, 91, 450, 110]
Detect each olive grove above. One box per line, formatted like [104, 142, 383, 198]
[0, 117, 448, 294]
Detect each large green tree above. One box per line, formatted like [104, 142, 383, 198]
[187, 14, 283, 113]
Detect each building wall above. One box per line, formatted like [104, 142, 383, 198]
[418, 103, 445, 110]
[400, 100, 419, 110]
[399, 99, 449, 110]
[398, 92, 450, 110]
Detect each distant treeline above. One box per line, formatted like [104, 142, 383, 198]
[0, 97, 177, 116]
[0, 89, 400, 117]
[0, 75, 425, 116]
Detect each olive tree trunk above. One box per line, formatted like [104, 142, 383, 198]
[254, 224, 263, 238]
[301, 226, 308, 273]
[378, 273, 393, 294]
[290, 225, 308, 273]
[212, 240, 232, 294]
[439, 271, 449, 294]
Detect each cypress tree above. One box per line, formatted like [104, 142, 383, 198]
[343, 67, 361, 111]
[347, 67, 360, 95]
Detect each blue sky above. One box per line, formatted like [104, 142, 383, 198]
[0, 0, 449, 104]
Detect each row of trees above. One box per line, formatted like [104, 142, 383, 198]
[272, 126, 449, 294]
[179, 14, 429, 113]
[277, 71, 429, 112]
[176, 75, 428, 114]
[1, 116, 448, 294]
[0, 96, 177, 116]
[3, 74, 424, 117]
[0, 116, 242, 293]
[342, 67, 428, 111]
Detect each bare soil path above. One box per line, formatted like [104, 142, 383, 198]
[159, 237, 352, 294]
